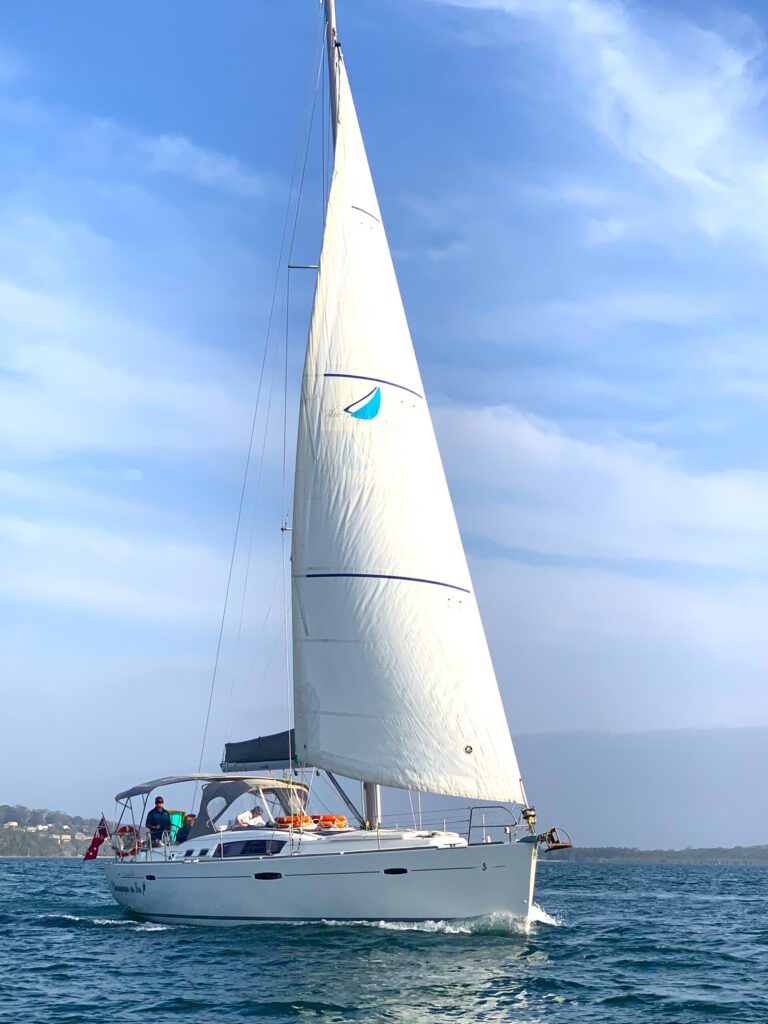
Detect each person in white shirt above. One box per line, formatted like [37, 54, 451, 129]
[235, 805, 267, 828]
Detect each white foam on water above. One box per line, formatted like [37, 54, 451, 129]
[318, 908, 562, 935]
[92, 917, 144, 926]
[91, 917, 170, 931]
[42, 913, 170, 931]
[529, 903, 563, 927]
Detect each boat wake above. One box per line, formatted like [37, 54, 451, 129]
[316, 904, 562, 935]
[529, 903, 563, 927]
[40, 913, 169, 932]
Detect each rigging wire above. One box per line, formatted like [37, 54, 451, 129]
[407, 790, 417, 831]
[280, 30, 326, 776]
[226, 313, 286, 736]
[195, 7, 326, 783]
[281, 279, 293, 773]
[223, 270, 288, 740]
[321, 43, 326, 217]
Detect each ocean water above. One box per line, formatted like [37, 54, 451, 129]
[1, 859, 766, 1023]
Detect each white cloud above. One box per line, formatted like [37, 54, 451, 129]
[477, 557, 768, 731]
[435, 401, 768, 572]
[87, 119, 266, 198]
[432, 0, 768, 251]
[426, 240, 469, 261]
[0, 333, 253, 458]
[708, 332, 768, 402]
[0, 48, 25, 84]
[0, 514, 226, 626]
[0, 267, 260, 460]
[432, 398, 768, 731]
[530, 289, 723, 331]
[0, 80, 264, 199]
[460, 287, 729, 355]
[0, 206, 267, 463]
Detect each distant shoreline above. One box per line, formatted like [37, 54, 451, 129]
[544, 845, 768, 865]
[0, 854, 90, 860]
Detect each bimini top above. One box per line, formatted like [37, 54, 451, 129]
[114, 773, 309, 802]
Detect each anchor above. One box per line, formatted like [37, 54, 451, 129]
[538, 826, 573, 852]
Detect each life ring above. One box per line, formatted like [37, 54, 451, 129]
[275, 815, 313, 829]
[111, 824, 140, 858]
[307, 814, 348, 829]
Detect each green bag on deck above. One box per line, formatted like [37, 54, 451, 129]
[168, 810, 185, 842]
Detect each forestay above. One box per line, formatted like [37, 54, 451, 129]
[291, 53, 525, 804]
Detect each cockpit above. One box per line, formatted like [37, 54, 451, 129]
[111, 773, 310, 855]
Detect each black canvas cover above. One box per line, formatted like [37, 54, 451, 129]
[221, 729, 296, 771]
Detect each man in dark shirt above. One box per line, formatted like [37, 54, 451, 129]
[145, 796, 171, 847]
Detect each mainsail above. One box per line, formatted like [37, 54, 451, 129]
[291, 45, 525, 804]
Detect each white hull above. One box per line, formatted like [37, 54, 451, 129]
[104, 832, 538, 926]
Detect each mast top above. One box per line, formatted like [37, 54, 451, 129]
[323, 0, 341, 147]
[324, 0, 337, 39]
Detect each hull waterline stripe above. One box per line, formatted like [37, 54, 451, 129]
[127, 911, 484, 922]
[304, 572, 471, 594]
[323, 373, 423, 399]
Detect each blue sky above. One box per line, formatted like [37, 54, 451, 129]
[2, 0, 768, 814]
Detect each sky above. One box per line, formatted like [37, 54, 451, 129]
[1, 0, 767, 833]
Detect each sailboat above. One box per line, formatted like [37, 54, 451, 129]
[103, 0, 567, 926]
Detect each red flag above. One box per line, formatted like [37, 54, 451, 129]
[83, 815, 110, 861]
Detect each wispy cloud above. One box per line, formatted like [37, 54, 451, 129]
[482, 289, 727, 346]
[0, 48, 281, 635]
[477, 556, 768, 731]
[0, 271, 258, 460]
[0, 514, 225, 626]
[86, 119, 266, 197]
[0, 77, 265, 199]
[430, 397, 768, 731]
[0, 52, 24, 84]
[431, 0, 768, 251]
[435, 401, 768, 573]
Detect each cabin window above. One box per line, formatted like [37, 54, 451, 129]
[211, 839, 286, 859]
[184, 850, 194, 858]
[197, 848, 209, 857]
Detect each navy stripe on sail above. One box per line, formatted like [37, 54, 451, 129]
[323, 373, 423, 399]
[350, 204, 381, 223]
[304, 572, 470, 594]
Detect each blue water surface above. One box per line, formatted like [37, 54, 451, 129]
[0, 859, 766, 1023]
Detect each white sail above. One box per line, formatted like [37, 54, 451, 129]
[291, 56, 525, 804]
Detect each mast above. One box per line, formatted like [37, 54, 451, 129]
[324, 0, 340, 146]
[321, 0, 380, 830]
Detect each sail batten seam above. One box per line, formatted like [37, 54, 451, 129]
[323, 372, 423, 399]
[303, 572, 470, 594]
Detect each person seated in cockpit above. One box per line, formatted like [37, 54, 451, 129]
[175, 813, 196, 844]
[235, 805, 268, 828]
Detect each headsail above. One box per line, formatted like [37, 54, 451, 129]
[291, 44, 525, 804]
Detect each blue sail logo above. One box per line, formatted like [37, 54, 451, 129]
[344, 386, 381, 420]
